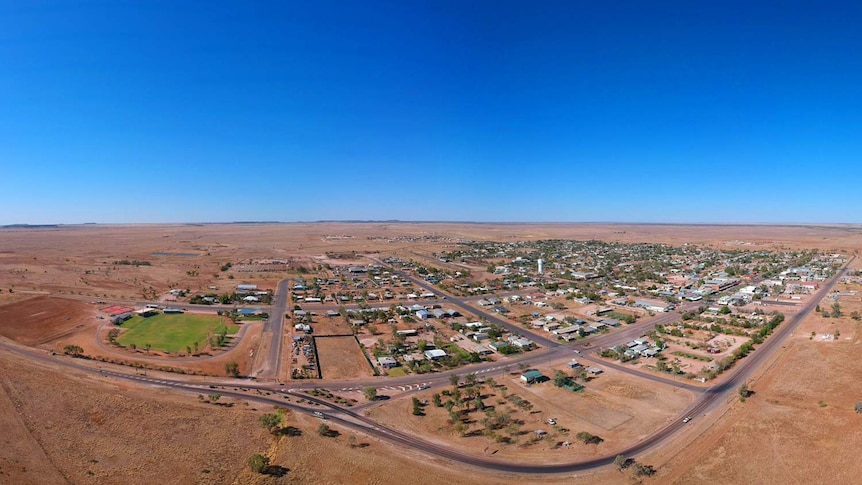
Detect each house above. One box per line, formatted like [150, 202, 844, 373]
[511, 338, 535, 350]
[243, 295, 259, 303]
[472, 344, 493, 355]
[488, 342, 510, 353]
[424, 349, 447, 360]
[567, 359, 581, 368]
[403, 352, 425, 363]
[472, 332, 490, 341]
[236, 284, 257, 292]
[350, 319, 367, 326]
[432, 309, 449, 319]
[377, 356, 398, 369]
[416, 310, 433, 320]
[327, 310, 340, 317]
[477, 299, 492, 307]
[304, 297, 322, 303]
[520, 370, 546, 384]
[553, 326, 581, 337]
[586, 367, 603, 375]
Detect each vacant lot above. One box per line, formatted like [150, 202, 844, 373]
[310, 316, 354, 336]
[315, 335, 374, 379]
[0, 296, 97, 346]
[367, 362, 693, 464]
[117, 313, 238, 353]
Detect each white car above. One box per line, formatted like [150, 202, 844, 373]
[547, 418, 557, 425]
[683, 416, 692, 423]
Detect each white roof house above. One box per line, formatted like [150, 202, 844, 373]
[424, 349, 448, 360]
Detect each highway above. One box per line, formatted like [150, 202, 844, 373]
[253, 278, 291, 379]
[1, 258, 848, 475]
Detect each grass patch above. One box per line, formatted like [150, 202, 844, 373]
[605, 311, 637, 323]
[386, 367, 407, 377]
[117, 314, 238, 353]
[442, 343, 470, 358]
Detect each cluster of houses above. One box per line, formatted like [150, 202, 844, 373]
[527, 313, 621, 342]
[622, 338, 663, 358]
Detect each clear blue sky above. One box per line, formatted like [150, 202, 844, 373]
[3, 1, 862, 224]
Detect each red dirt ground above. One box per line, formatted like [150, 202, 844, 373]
[0, 296, 98, 347]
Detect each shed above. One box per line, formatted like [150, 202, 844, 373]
[520, 370, 546, 384]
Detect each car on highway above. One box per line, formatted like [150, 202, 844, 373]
[572, 349, 580, 354]
[683, 416, 692, 423]
[418, 384, 430, 390]
[313, 411, 325, 419]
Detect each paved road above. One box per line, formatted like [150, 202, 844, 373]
[0, 260, 846, 474]
[253, 278, 291, 379]
[366, 255, 561, 348]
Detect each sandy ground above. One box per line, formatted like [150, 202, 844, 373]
[315, 336, 375, 379]
[0, 296, 98, 346]
[647, 280, 862, 484]
[2, 222, 862, 483]
[0, 347, 629, 485]
[366, 364, 693, 465]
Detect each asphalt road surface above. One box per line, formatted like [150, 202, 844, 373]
[1, 259, 847, 475]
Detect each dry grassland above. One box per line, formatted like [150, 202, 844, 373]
[2, 223, 862, 484]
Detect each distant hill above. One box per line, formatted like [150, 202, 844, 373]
[2, 224, 59, 229]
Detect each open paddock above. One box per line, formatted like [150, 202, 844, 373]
[314, 335, 375, 379]
[0, 296, 97, 346]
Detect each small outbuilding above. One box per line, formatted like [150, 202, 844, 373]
[520, 370, 546, 384]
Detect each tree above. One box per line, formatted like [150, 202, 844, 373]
[63, 344, 84, 357]
[553, 370, 569, 387]
[832, 302, 842, 318]
[614, 455, 628, 472]
[225, 361, 240, 377]
[259, 413, 282, 434]
[363, 386, 377, 401]
[449, 374, 460, 388]
[208, 393, 222, 403]
[632, 463, 656, 477]
[465, 373, 477, 386]
[432, 393, 443, 407]
[739, 383, 753, 401]
[575, 431, 603, 444]
[247, 453, 269, 474]
[318, 423, 334, 437]
[855, 402, 862, 413]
